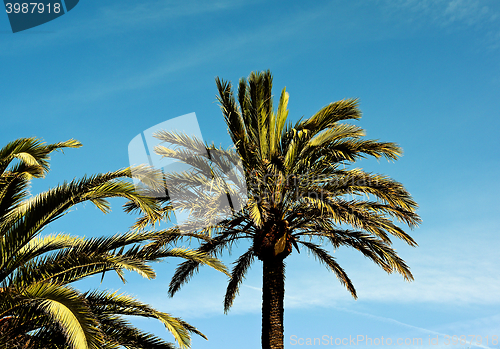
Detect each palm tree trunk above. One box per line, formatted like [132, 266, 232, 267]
[261, 258, 285, 349]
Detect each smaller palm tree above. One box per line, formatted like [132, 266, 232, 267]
[0, 137, 228, 349]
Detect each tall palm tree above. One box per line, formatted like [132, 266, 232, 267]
[154, 70, 421, 349]
[0, 137, 228, 349]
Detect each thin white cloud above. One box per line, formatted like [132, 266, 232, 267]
[283, 245, 500, 307]
[2, 1, 327, 118]
[140, 279, 263, 318]
[0, 0, 257, 54]
[379, 0, 500, 49]
[325, 307, 498, 349]
[436, 313, 500, 346]
[384, 0, 496, 25]
[95, 0, 253, 29]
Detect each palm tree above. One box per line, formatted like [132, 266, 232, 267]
[0, 137, 228, 349]
[153, 70, 421, 349]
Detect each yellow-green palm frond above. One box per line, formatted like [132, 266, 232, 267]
[2, 168, 162, 260]
[22, 283, 101, 349]
[0, 137, 81, 179]
[161, 247, 229, 277]
[298, 98, 362, 133]
[168, 228, 246, 297]
[297, 240, 357, 298]
[85, 290, 205, 349]
[224, 248, 255, 313]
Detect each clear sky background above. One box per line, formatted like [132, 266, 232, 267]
[1, 1, 500, 348]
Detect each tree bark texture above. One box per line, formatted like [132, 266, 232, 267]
[261, 258, 285, 349]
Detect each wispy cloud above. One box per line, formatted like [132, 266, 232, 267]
[379, 0, 500, 48]
[1, 0, 327, 119]
[95, 0, 253, 29]
[283, 239, 500, 307]
[139, 279, 263, 318]
[384, 0, 497, 26]
[0, 0, 257, 54]
[326, 307, 498, 349]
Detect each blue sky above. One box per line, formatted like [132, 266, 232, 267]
[2, 0, 500, 348]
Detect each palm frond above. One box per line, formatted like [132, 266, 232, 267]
[0, 137, 82, 178]
[297, 240, 357, 298]
[224, 248, 255, 313]
[24, 283, 101, 349]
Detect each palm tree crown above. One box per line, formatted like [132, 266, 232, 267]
[152, 70, 421, 349]
[0, 137, 228, 349]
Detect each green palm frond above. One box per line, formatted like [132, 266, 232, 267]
[0, 137, 82, 178]
[85, 290, 205, 349]
[297, 240, 357, 298]
[96, 317, 177, 349]
[298, 98, 362, 133]
[224, 248, 255, 313]
[23, 282, 101, 349]
[296, 227, 413, 280]
[168, 229, 244, 297]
